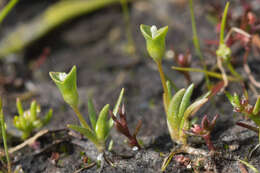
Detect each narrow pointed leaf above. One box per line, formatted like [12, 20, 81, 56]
[166, 80, 172, 99]
[95, 104, 110, 140]
[225, 91, 233, 103]
[253, 97, 260, 115]
[68, 124, 99, 145]
[109, 88, 124, 128]
[42, 109, 53, 126]
[180, 98, 208, 131]
[233, 93, 241, 107]
[88, 99, 97, 130]
[179, 98, 208, 144]
[177, 84, 194, 119]
[30, 100, 37, 121]
[167, 88, 185, 131]
[16, 98, 24, 117]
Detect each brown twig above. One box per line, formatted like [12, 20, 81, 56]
[243, 49, 260, 88]
[73, 162, 96, 173]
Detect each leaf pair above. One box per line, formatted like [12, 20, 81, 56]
[166, 84, 208, 144]
[13, 98, 53, 139]
[68, 88, 124, 153]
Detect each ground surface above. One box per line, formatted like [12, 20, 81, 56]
[0, 0, 260, 172]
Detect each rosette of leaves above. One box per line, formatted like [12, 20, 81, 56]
[166, 83, 208, 145]
[185, 115, 219, 151]
[13, 98, 53, 139]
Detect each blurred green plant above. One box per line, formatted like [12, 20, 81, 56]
[0, 0, 19, 24]
[0, 0, 135, 58]
[188, 0, 211, 89]
[13, 98, 53, 139]
[0, 98, 11, 173]
[50, 66, 124, 158]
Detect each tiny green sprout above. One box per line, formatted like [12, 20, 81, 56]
[166, 83, 208, 145]
[226, 91, 260, 140]
[140, 24, 168, 63]
[49, 65, 79, 109]
[68, 88, 124, 154]
[13, 98, 53, 139]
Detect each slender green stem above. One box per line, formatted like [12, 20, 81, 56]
[0, 0, 19, 24]
[172, 66, 241, 81]
[189, 0, 211, 89]
[157, 61, 169, 105]
[72, 107, 91, 131]
[0, 102, 11, 173]
[120, 0, 136, 55]
[226, 61, 243, 80]
[220, 2, 230, 45]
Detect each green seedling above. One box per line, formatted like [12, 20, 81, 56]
[50, 66, 124, 161]
[141, 24, 211, 171]
[69, 90, 124, 152]
[140, 25, 208, 145]
[226, 91, 260, 140]
[13, 98, 53, 139]
[0, 98, 11, 173]
[166, 84, 208, 145]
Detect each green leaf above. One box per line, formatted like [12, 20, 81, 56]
[0, 0, 19, 24]
[42, 109, 53, 126]
[177, 84, 194, 119]
[179, 98, 208, 144]
[233, 93, 241, 107]
[180, 98, 208, 131]
[219, 2, 230, 45]
[13, 116, 21, 129]
[49, 65, 79, 108]
[30, 100, 37, 121]
[166, 80, 172, 99]
[253, 97, 260, 115]
[109, 88, 124, 128]
[95, 104, 110, 141]
[16, 98, 24, 117]
[68, 124, 99, 146]
[88, 99, 97, 130]
[167, 89, 185, 132]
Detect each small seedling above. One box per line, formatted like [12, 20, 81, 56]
[185, 115, 219, 151]
[13, 98, 53, 139]
[50, 66, 124, 162]
[226, 90, 260, 140]
[109, 104, 142, 150]
[140, 24, 209, 145]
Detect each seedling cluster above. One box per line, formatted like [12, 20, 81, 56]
[13, 98, 52, 139]
[1, 0, 260, 172]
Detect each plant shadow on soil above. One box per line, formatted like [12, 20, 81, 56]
[0, 0, 260, 172]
